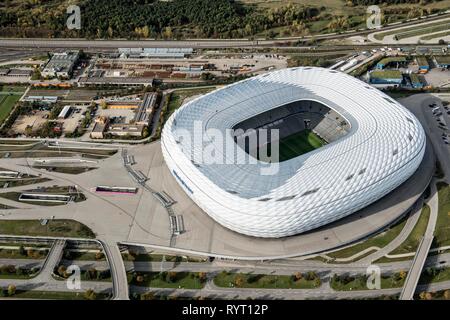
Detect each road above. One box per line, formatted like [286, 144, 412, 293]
[0, 12, 448, 49]
[130, 278, 450, 300]
[400, 180, 439, 300]
[101, 240, 129, 300]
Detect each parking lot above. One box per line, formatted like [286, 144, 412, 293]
[61, 105, 89, 133]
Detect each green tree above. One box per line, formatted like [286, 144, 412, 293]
[7, 284, 16, 296]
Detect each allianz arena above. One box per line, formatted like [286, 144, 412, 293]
[161, 67, 426, 238]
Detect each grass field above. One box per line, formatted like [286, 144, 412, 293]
[326, 215, 408, 261]
[421, 30, 450, 41]
[128, 272, 205, 289]
[0, 95, 20, 124]
[261, 129, 326, 162]
[434, 182, 450, 248]
[214, 271, 321, 289]
[0, 220, 95, 238]
[373, 20, 450, 41]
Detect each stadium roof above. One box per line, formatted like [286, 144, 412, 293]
[162, 67, 425, 237]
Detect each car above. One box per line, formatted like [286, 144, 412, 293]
[439, 122, 446, 126]
[444, 141, 449, 144]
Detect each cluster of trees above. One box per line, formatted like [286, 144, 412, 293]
[0, 284, 17, 297]
[0, 264, 38, 277]
[0, 0, 322, 39]
[55, 265, 111, 281]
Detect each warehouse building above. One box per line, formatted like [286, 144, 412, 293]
[42, 51, 79, 78]
[376, 57, 407, 70]
[416, 57, 430, 73]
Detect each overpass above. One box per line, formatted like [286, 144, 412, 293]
[399, 181, 439, 300]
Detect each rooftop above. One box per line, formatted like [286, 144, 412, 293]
[378, 56, 407, 65]
[434, 55, 450, 65]
[370, 70, 403, 79]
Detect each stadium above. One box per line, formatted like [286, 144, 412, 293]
[161, 67, 426, 238]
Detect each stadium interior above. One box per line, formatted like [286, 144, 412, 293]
[233, 100, 351, 162]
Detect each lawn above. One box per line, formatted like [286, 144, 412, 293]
[389, 204, 430, 255]
[128, 272, 206, 289]
[420, 30, 450, 41]
[419, 266, 450, 284]
[213, 271, 321, 289]
[0, 247, 48, 259]
[261, 129, 326, 162]
[0, 220, 95, 238]
[331, 273, 406, 291]
[122, 252, 207, 263]
[326, 215, 408, 261]
[373, 20, 450, 41]
[0, 95, 20, 124]
[2, 290, 110, 300]
[434, 182, 450, 248]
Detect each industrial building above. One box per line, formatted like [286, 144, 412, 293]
[433, 55, 450, 69]
[409, 73, 424, 89]
[376, 56, 407, 69]
[58, 105, 72, 119]
[162, 67, 425, 238]
[42, 51, 80, 78]
[369, 70, 403, 85]
[134, 92, 157, 125]
[23, 96, 58, 104]
[118, 47, 193, 59]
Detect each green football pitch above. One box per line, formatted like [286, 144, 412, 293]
[259, 129, 326, 162]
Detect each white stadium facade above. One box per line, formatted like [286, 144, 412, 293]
[161, 67, 426, 238]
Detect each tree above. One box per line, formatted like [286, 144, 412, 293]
[84, 289, 97, 300]
[443, 290, 450, 300]
[398, 270, 407, 281]
[166, 271, 177, 283]
[107, 26, 113, 38]
[198, 272, 207, 283]
[18, 245, 26, 256]
[100, 100, 108, 109]
[140, 292, 155, 300]
[57, 265, 67, 278]
[7, 284, 16, 296]
[234, 275, 244, 287]
[293, 272, 303, 281]
[95, 251, 104, 260]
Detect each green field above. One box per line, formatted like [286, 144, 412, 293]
[0, 95, 20, 124]
[0, 220, 95, 238]
[261, 129, 326, 162]
[214, 271, 321, 289]
[374, 20, 450, 41]
[420, 30, 450, 41]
